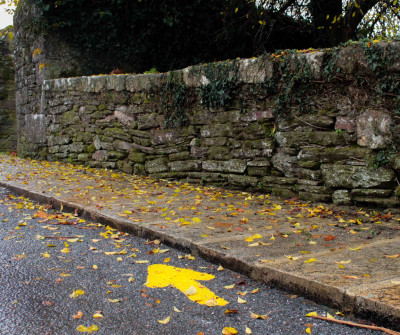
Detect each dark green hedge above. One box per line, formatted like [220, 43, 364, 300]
[32, 0, 311, 74]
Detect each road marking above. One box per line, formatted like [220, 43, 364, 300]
[145, 264, 229, 306]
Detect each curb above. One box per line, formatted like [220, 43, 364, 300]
[1, 180, 400, 330]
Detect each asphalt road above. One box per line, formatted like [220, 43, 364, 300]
[0, 187, 382, 335]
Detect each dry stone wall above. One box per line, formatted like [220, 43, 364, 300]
[36, 41, 400, 208]
[0, 31, 16, 151]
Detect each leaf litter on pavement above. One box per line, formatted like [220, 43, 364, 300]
[0, 153, 397, 334]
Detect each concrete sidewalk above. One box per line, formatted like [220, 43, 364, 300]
[1, 153, 400, 329]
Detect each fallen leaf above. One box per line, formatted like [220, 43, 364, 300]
[305, 312, 318, 317]
[217, 265, 224, 271]
[158, 316, 170, 324]
[237, 297, 247, 304]
[76, 325, 98, 333]
[304, 258, 317, 263]
[70, 289, 85, 298]
[185, 285, 197, 296]
[384, 254, 399, 258]
[107, 298, 121, 303]
[222, 327, 238, 335]
[93, 313, 103, 318]
[73, 311, 84, 319]
[245, 326, 252, 334]
[250, 312, 269, 319]
[224, 284, 235, 289]
[173, 306, 182, 313]
[225, 309, 239, 314]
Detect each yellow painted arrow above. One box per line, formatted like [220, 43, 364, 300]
[145, 264, 229, 306]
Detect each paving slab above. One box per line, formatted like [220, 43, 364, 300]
[1, 153, 400, 329]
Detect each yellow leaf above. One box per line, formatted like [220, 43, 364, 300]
[250, 312, 268, 319]
[217, 265, 224, 271]
[305, 312, 318, 317]
[335, 260, 351, 264]
[93, 265, 98, 269]
[260, 259, 275, 263]
[107, 298, 120, 303]
[158, 316, 170, 324]
[173, 306, 182, 312]
[192, 217, 201, 223]
[251, 288, 259, 294]
[327, 313, 335, 319]
[248, 242, 259, 247]
[60, 248, 69, 253]
[384, 254, 399, 258]
[224, 284, 235, 289]
[67, 238, 79, 243]
[237, 297, 247, 304]
[185, 285, 198, 296]
[164, 257, 171, 263]
[304, 258, 317, 263]
[349, 245, 362, 251]
[135, 260, 149, 264]
[235, 7, 238, 13]
[41, 252, 50, 258]
[306, 327, 312, 334]
[391, 280, 400, 285]
[128, 277, 134, 283]
[245, 326, 252, 334]
[222, 327, 238, 335]
[204, 298, 218, 306]
[93, 313, 103, 318]
[76, 325, 99, 333]
[70, 289, 85, 298]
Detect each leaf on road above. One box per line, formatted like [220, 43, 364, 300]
[245, 326, 252, 334]
[158, 316, 170, 324]
[237, 297, 247, 304]
[70, 290, 85, 298]
[173, 306, 182, 313]
[76, 325, 98, 333]
[250, 312, 269, 319]
[304, 258, 317, 263]
[222, 327, 238, 335]
[73, 311, 84, 319]
[93, 313, 103, 318]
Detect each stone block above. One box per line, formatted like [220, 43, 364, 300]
[237, 57, 273, 83]
[138, 113, 160, 130]
[200, 123, 233, 138]
[321, 164, 395, 189]
[207, 146, 232, 160]
[24, 114, 46, 144]
[126, 73, 167, 92]
[298, 192, 331, 203]
[202, 160, 247, 174]
[240, 110, 274, 122]
[356, 109, 393, 149]
[335, 116, 355, 131]
[169, 151, 191, 161]
[262, 176, 297, 185]
[106, 75, 126, 91]
[276, 131, 354, 147]
[271, 151, 299, 178]
[332, 190, 351, 205]
[168, 160, 201, 172]
[145, 157, 169, 174]
[248, 166, 268, 176]
[299, 168, 322, 181]
[228, 174, 258, 187]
